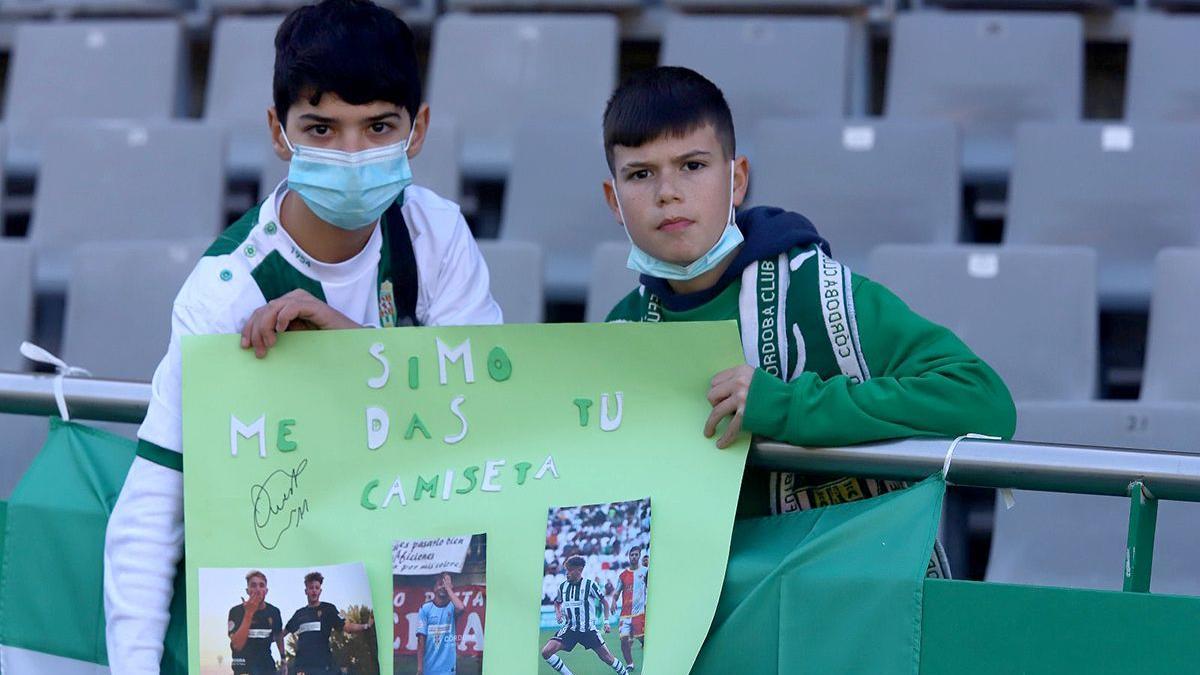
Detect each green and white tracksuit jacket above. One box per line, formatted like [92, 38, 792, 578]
[102, 183, 502, 673]
[608, 242, 1016, 576]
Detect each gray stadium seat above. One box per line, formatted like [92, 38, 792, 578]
[748, 118, 960, 275]
[448, 0, 635, 10]
[205, 0, 435, 25]
[29, 121, 225, 292]
[1126, 15, 1200, 123]
[1004, 122, 1200, 310]
[585, 241, 639, 323]
[988, 400, 1200, 595]
[258, 119, 462, 206]
[886, 12, 1082, 183]
[0, 241, 33, 372]
[660, 16, 851, 144]
[4, 20, 184, 176]
[0, 0, 187, 17]
[868, 244, 1097, 401]
[61, 239, 209, 382]
[59, 239, 208, 440]
[666, 0, 866, 10]
[918, 0, 1113, 10]
[476, 240, 544, 324]
[500, 120, 626, 302]
[204, 15, 282, 181]
[426, 13, 618, 179]
[1141, 248, 1200, 402]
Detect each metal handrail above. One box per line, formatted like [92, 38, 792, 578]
[5, 370, 1200, 502]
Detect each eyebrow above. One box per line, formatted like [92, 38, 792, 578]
[297, 112, 404, 125]
[619, 149, 712, 173]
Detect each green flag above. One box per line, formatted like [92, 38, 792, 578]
[694, 475, 945, 675]
[0, 418, 186, 674]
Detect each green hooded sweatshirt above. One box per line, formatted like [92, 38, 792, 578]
[607, 208, 1016, 523]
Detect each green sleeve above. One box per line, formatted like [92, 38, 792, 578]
[742, 275, 1016, 447]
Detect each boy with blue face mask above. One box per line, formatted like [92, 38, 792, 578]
[602, 68, 1015, 560]
[103, 2, 502, 671]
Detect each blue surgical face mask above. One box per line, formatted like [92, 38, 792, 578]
[612, 160, 744, 281]
[281, 123, 416, 231]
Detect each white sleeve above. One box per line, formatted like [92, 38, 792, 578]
[422, 213, 504, 327]
[104, 457, 183, 673]
[105, 300, 230, 673]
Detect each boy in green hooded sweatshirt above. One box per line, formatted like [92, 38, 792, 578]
[601, 67, 1015, 576]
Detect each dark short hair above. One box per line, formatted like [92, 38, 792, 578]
[565, 555, 586, 569]
[274, 0, 422, 126]
[628, 545, 641, 555]
[305, 571, 324, 585]
[602, 66, 735, 173]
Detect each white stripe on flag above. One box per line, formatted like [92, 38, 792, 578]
[1, 644, 110, 674]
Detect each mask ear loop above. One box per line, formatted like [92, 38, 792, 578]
[280, 127, 297, 154]
[610, 176, 629, 230]
[19, 342, 91, 422]
[402, 119, 417, 153]
[727, 159, 736, 226]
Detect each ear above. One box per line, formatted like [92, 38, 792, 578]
[406, 103, 431, 159]
[267, 107, 292, 162]
[602, 178, 624, 226]
[732, 156, 750, 209]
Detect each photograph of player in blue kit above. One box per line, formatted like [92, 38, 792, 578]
[393, 534, 487, 675]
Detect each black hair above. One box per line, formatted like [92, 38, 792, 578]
[304, 571, 324, 585]
[565, 555, 586, 569]
[602, 66, 735, 172]
[274, 0, 422, 127]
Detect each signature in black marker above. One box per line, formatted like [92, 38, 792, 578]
[250, 459, 310, 550]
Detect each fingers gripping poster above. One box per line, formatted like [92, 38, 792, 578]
[183, 322, 748, 674]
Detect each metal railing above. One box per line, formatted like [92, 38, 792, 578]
[5, 369, 1200, 501]
[3, 369, 1197, 591]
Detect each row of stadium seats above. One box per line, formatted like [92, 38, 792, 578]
[3, 240, 1200, 402]
[5, 115, 1200, 305]
[4, 0, 1200, 20]
[5, 12, 1200, 187]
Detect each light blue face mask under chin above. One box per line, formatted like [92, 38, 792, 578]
[614, 160, 744, 281]
[282, 125, 415, 231]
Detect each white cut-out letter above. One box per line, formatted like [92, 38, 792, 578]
[481, 459, 505, 492]
[382, 476, 407, 509]
[368, 343, 390, 389]
[444, 396, 468, 444]
[535, 455, 560, 480]
[600, 392, 624, 432]
[437, 338, 476, 385]
[442, 469, 455, 500]
[230, 414, 266, 458]
[367, 407, 390, 450]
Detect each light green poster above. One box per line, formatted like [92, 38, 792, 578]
[183, 322, 748, 674]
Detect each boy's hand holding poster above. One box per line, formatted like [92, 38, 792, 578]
[182, 322, 749, 674]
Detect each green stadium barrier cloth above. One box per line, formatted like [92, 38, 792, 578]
[694, 474, 943, 675]
[0, 418, 185, 674]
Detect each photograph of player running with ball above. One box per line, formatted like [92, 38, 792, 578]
[539, 498, 651, 675]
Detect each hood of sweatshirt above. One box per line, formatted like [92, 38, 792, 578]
[640, 206, 830, 312]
